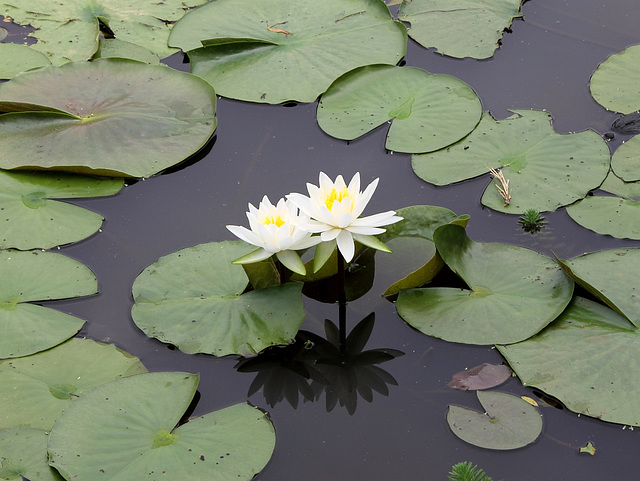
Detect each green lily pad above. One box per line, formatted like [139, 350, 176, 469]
[0, 251, 97, 359]
[0, 43, 51, 79]
[611, 134, 640, 181]
[377, 205, 469, 296]
[94, 38, 160, 65]
[0, 170, 124, 250]
[0, 428, 63, 481]
[396, 224, 574, 345]
[0, 338, 146, 430]
[1, 0, 207, 66]
[556, 248, 640, 327]
[447, 391, 542, 449]
[47, 372, 275, 481]
[398, 0, 523, 59]
[566, 171, 640, 239]
[131, 241, 306, 356]
[317, 65, 482, 153]
[412, 110, 611, 213]
[590, 44, 640, 114]
[0, 58, 217, 177]
[497, 297, 640, 426]
[169, 0, 407, 103]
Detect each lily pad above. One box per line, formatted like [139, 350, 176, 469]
[376, 205, 469, 296]
[611, 134, 640, 181]
[447, 391, 542, 449]
[447, 363, 512, 391]
[169, 0, 407, 103]
[0, 251, 97, 359]
[47, 372, 276, 481]
[590, 44, 640, 114]
[566, 171, 640, 239]
[0, 428, 63, 481]
[556, 248, 640, 327]
[398, 0, 523, 59]
[396, 224, 574, 345]
[412, 110, 611, 213]
[0, 43, 51, 79]
[1, 0, 207, 66]
[94, 38, 160, 64]
[317, 65, 482, 153]
[0, 58, 217, 177]
[0, 338, 146, 430]
[497, 297, 640, 426]
[0, 170, 124, 250]
[131, 241, 306, 356]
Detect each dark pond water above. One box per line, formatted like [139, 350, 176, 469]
[17, 0, 640, 479]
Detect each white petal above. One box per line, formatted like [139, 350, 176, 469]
[336, 212, 355, 229]
[226, 225, 263, 247]
[346, 225, 385, 235]
[347, 172, 361, 194]
[352, 177, 378, 218]
[351, 211, 402, 227]
[336, 230, 355, 262]
[292, 234, 323, 250]
[321, 228, 341, 241]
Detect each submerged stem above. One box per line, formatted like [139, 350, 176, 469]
[337, 252, 347, 359]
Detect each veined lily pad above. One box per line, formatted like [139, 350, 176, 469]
[0, 251, 97, 359]
[557, 248, 640, 327]
[0, 428, 63, 481]
[447, 391, 542, 449]
[0, 58, 217, 177]
[497, 297, 640, 426]
[131, 241, 306, 356]
[611, 134, 640, 181]
[566, 171, 640, 239]
[590, 44, 640, 114]
[169, 0, 407, 103]
[0, 170, 124, 250]
[0, 338, 146, 430]
[396, 224, 574, 345]
[47, 372, 276, 481]
[398, 0, 523, 59]
[412, 110, 611, 213]
[377, 205, 469, 296]
[94, 38, 160, 65]
[317, 65, 482, 153]
[0, 43, 51, 79]
[0, 0, 207, 66]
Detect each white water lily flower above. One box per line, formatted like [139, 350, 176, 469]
[287, 172, 402, 264]
[226, 196, 321, 275]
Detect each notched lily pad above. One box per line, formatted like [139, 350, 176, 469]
[412, 109, 611, 213]
[0, 251, 97, 359]
[0, 43, 51, 79]
[47, 372, 275, 481]
[131, 241, 306, 356]
[396, 224, 574, 345]
[0, 428, 63, 481]
[0, 58, 217, 177]
[447, 391, 542, 449]
[611, 134, 640, 181]
[317, 65, 482, 154]
[590, 44, 640, 114]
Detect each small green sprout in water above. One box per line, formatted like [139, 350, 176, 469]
[518, 209, 547, 233]
[448, 461, 494, 481]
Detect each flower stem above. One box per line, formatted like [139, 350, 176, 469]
[337, 252, 347, 359]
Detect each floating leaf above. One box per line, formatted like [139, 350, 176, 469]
[396, 224, 574, 345]
[447, 363, 512, 391]
[0, 338, 146, 430]
[94, 38, 160, 65]
[611, 134, 640, 181]
[497, 297, 640, 426]
[447, 391, 542, 449]
[566, 171, 640, 239]
[47, 372, 275, 481]
[377, 205, 469, 296]
[398, 0, 523, 59]
[0, 251, 97, 359]
[412, 110, 611, 213]
[132, 241, 306, 356]
[317, 65, 481, 153]
[580, 442, 596, 456]
[169, 0, 407, 103]
[590, 44, 640, 114]
[0, 170, 123, 250]
[0, 43, 51, 79]
[556, 248, 640, 327]
[0, 428, 63, 481]
[0, 58, 216, 177]
[0, 0, 207, 66]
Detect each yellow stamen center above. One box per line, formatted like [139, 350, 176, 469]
[263, 215, 285, 227]
[325, 186, 350, 210]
